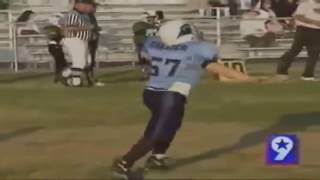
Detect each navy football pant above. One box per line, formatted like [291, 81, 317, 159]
[143, 90, 186, 141]
[123, 89, 186, 167]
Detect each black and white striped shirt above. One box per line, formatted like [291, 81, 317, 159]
[59, 10, 92, 41]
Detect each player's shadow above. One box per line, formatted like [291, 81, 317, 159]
[0, 127, 44, 143]
[170, 112, 320, 170]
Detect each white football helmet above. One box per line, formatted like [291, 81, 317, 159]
[159, 20, 202, 46]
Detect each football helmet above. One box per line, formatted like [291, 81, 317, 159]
[159, 20, 202, 46]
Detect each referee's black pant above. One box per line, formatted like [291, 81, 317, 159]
[277, 26, 320, 78]
[89, 39, 99, 72]
[48, 42, 67, 79]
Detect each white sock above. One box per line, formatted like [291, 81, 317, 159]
[153, 154, 167, 159]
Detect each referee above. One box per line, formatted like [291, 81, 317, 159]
[46, 25, 67, 83]
[277, 0, 320, 81]
[59, 0, 93, 87]
[44, 13, 67, 83]
[87, 2, 105, 86]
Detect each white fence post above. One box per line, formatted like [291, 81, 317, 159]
[13, 26, 18, 72]
[216, 7, 222, 47]
[8, 10, 13, 49]
[9, 10, 19, 73]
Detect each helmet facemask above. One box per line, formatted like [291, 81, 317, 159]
[176, 23, 202, 44]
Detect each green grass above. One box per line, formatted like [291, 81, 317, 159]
[0, 68, 320, 179]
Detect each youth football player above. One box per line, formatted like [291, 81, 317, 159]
[112, 20, 256, 179]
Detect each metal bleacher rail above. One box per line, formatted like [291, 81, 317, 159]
[0, 7, 297, 72]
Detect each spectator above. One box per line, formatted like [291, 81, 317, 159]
[209, 0, 226, 7]
[240, 0, 255, 10]
[188, 0, 209, 16]
[270, 0, 299, 29]
[271, 0, 299, 18]
[16, 10, 34, 22]
[277, 0, 320, 81]
[87, 2, 105, 87]
[44, 13, 68, 83]
[208, 0, 232, 17]
[241, 0, 281, 47]
[228, 0, 239, 15]
[16, 10, 40, 35]
[16, 10, 41, 64]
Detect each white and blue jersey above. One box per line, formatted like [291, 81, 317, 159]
[142, 36, 218, 96]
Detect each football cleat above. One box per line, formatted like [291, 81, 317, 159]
[301, 76, 319, 82]
[111, 159, 130, 180]
[95, 81, 106, 87]
[145, 155, 170, 170]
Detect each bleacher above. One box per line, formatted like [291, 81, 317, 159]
[5, 0, 209, 69]
[227, 34, 307, 61]
[95, 1, 201, 64]
[0, 0, 300, 71]
[0, 10, 15, 69]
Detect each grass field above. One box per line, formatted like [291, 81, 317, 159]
[0, 66, 320, 179]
